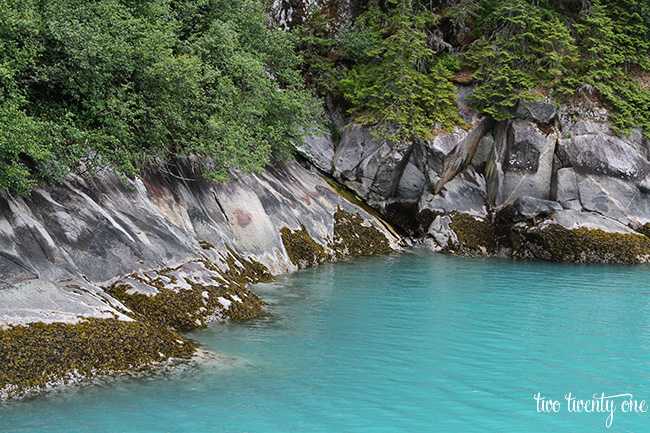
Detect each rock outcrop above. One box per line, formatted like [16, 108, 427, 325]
[0, 157, 400, 398]
[302, 92, 650, 264]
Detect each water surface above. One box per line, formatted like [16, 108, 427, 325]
[3, 249, 650, 432]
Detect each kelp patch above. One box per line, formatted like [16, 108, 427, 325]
[108, 283, 264, 331]
[107, 250, 270, 331]
[280, 225, 329, 268]
[511, 224, 650, 264]
[446, 212, 496, 256]
[332, 208, 392, 257]
[0, 318, 194, 399]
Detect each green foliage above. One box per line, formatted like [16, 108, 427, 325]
[0, 0, 318, 196]
[466, 0, 576, 120]
[339, 0, 461, 143]
[561, 0, 650, 136]
[296, 7, 345, 96]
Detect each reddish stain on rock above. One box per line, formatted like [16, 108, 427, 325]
[141, 177, 170, 201]
[235, 210, 252, 228]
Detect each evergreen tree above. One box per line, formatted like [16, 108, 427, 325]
[340, 0, 461, 143]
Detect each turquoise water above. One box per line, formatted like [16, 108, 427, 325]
[3, 249, 650, 432]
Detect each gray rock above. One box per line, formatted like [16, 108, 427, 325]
[0, 158, 400, 328]
[566, 119, 612, 137]
[557, 103, 610, 135]
[471, 132, 494, 170]
[332, 125, 383, 179]
[420, 167, 488, 217]
[558, 133, 650, 180]
[639, 176, 650, 194]
[434, 117, 494, 193]
[0, 279, 132, 327]
[575, 173, 650, 226]
[561, 200, 583, 211]
[515, 99, 557, 123]
[350, 142, 392, 198]
[368, 141, 413, 203]
[513, 196, 563, 219]
[427, 215, 458, 249]
[395, 160, 426, 202]
[554, 167, 580, 205]
[546, 210, 638, 234]
[496, 119, 557, 205]
[298, 132, 335, 173]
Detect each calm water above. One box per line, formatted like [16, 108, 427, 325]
[3, 249, 650, 432]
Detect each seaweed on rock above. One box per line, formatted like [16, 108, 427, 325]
[445, 212, 497, 256]
[0, 318, 194, 399]
[280, 224, 330, 268]
[511, 225, 650, 264]
[332, 208, 392, 257]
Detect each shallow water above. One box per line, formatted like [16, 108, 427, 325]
[3, 249, 650, 432]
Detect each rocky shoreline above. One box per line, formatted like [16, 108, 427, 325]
[0, 158, 400, 398]
[302, 93, 650, 264]
[3, 93, 650, 397]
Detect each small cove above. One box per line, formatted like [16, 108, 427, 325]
[2, 249, 650, 432]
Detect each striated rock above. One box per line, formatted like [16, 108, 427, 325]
[0, 157, 400, 398]
[0, 279, 132, 327]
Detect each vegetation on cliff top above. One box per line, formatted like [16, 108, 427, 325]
[299, 0, 650, 139]
[2, 0, 649, 196]
[0, 0, 318, 196]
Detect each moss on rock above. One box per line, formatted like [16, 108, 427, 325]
[219, 246, 274, 288]
[513, 224, 650, 264]
[108, 248, 271, 332]
[633, 223, 650, 240]
[280, 225, 329, 268]
[108, 282, 264, 331]
[446, 212, 496, 256]
[0, 318, 194, 399]
[332, 208, 392, 257]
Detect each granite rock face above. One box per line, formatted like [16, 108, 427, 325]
[308, 94, 650, 263]
[0, 157, 399, 397]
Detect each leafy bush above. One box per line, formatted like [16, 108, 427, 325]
[0, 0, 318, 196]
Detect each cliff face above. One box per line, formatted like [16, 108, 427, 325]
[302, 93, 650, 263]
[2, 100, 650, 398]
[0, 157, 399, 397]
